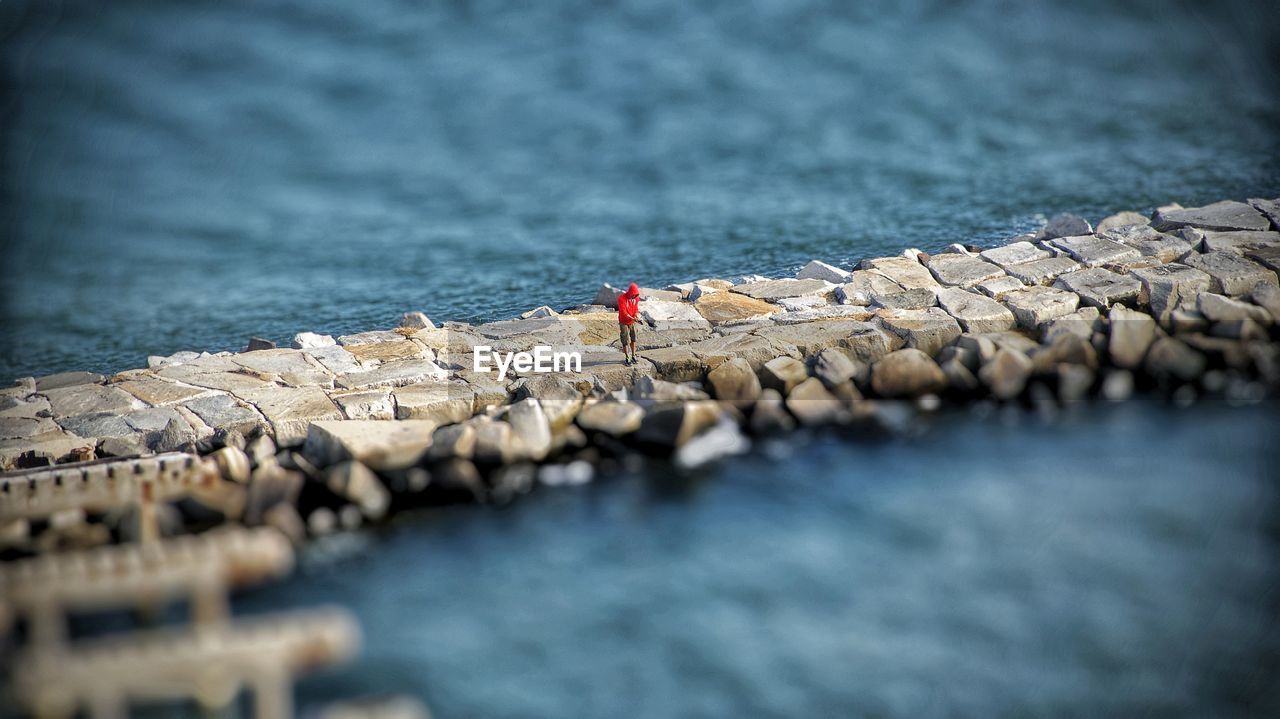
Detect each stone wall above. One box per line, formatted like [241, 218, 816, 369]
[2, 197, 1279, 542]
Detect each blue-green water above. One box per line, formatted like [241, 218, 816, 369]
[238, 402, 1280, 717]
[1, 0, 1278, 380]
[3, 2, 1280, 715]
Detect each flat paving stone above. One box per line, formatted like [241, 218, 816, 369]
[238, 386, 343, 447]
[1053, 267, 1142, 308]
[1100, 225, 1194, 263]
[1130, 263, 1213, 317]
[1001, 286, 1081, 329]
[729, 278, 835, 302]
[114, 377, 214, 407]
[926, 254, 1006, 288]
[1152, 200, 1270, 232]
[876, 307, 963, 356]
[40, 384, 142, 419]
[859, 257, 941, 290]
[1048, 235, 1140, 268]
[979, 241, 1050, 269]
[935, 287, 1016, 334]
[1182, 251, 1278, 296]
[1004, 256, 1082, 285]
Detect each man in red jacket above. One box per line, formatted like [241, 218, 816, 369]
[617, 282, 641, 366]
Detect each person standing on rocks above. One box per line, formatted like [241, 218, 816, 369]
[618, 282, 641, 365]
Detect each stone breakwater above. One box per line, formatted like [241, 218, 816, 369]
[2, 196, 1279, 715]
[4, 196, 1280, 526]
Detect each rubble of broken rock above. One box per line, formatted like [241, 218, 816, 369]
[3, 197, 1280, 556]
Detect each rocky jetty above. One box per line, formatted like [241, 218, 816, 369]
[2, 196, 1279, 715]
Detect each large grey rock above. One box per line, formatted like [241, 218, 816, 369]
[1182, 251, 1277, 296]
[0, 394, 49, 419]
[749, 389, 796, 434]
[635, 400, 722, 449]
[1004, 256, 1082, 285]
[926, 254, 1006, 288]
[796, 260, 851, 283]
[809, 348, 862, 389]
[1248, 197, 1280, 229]
[773, 304, 877, 323]
[505, 399, 552, 462]
[393, 382, 474, 424]
[638, 346, 707, 383]
[113, 376, 212, 407]
[291, 332, 337, 349]
[876, 307, 962, 356]
[834, 271, 905, 305]
[154, 416, 198, 453]
[1250, 282, 1280, 321]
[592, 283, 625, 308]
[940, 357, 980, 394]
[399, 311, 435, 330]
[1095, 211, 1149, 233]
[1143, 338, 1207, 382]
[673, 416, 750, 469]
[629, 376, 710, 405]
[978, 348, 1033, 400]
[1191, 230, 1280, 256]
[871, 288, 937, 310]
[639, 299, 712, 332]
[576, 400, 645, 437]
[1100, 224, 1193, 263]
[1035, 213, 1093, 240]
[1131, 263, 1213, 318]
[859, 256, 941, 290]
[980, 241, 1050, 269]
[1029, 333, 1098, 375]
[687, 333, 800, 371]
[935, 287, 1016, 334]
[35, 371, 105, 391]
[1107, 306, 1157, 369]
[56, 412, 135, 441]
[753, 319, 896, 361]
[325, 461, 391, 520]
[1244, 245, 1280, 274]
[705, 357, 762, 408]
[1196, 293, 1272, 324]
[976, 275, 1027, 300]
[1152, 200, 1270, 232]
[784, 377, 847, 426]
[239, 386, 343, 446]
[1041, 307, 1102, 344]
[335, 359, 449, 390]
[1048, 235, 1140, 268]
[1052, 267, 1141, 309]
[181, 394, 266, 436]
[331, 389, 396, 420]
[512, 376, 582, 429]
[759, 356, 809, 395]
[0, 429, 95, 470]
[426, 423, 477, 461]
[870, 349, 947, 398]
[40, 383, 142, 419]
[303, 419, 437, 471]
[1001, 286, 1080, 329]
[692, 292, 781, 324]
[730, 278, 835, 302]
[302, 345, 363, 375]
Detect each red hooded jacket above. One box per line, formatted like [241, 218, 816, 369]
[617, 283, 641, 326]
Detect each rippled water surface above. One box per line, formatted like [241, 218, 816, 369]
[235, 402, 1280, 717]
[2, 3, 1279, 715]
[2, 0, 1279, 378]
